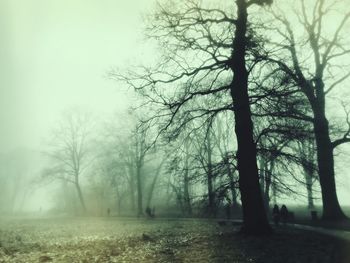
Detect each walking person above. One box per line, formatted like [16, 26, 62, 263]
[280, 204, 289, 225]
[272, 204, 280, 226]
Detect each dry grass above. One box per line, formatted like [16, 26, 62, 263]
[0, 217, 348, 263]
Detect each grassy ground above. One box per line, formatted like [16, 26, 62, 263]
[0, 216, 349, 263]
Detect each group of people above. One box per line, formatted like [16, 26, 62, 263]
[272, 204, 289, 226]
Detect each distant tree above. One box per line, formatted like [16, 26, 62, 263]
[101, 111, 164, 217]
[41, 110, 94, 213]
[88, 157, 121, 216]
[98, 137, 137, 213]
[192, 121, 217, 217]
[257, 137, 285, 210]
[128, 125, 153, 216]
[98, 120, 136, 214]
[255, 126, 318, 210]
[165, 134, 198, 216]
[0, 150, 38, 214]
[297, 139, 317, 210]
[181, 138, 193, 216]
[211, 114, 238, 208]
[145, 153, 167, 209]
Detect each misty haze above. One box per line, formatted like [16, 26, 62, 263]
[1, 0, 350, 262]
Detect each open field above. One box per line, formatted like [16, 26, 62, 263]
[0, 217, 349, 263]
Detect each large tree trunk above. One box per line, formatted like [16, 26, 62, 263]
[230, 0, 271, 235]
[313, 109, 346, 220]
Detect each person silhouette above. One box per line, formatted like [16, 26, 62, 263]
[272, 204, 280, 226]
[145, 206, 152, 218]
[280, 204, 289, 224]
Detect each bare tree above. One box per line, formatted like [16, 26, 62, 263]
[191, 121, 218, 217]
[145, 153, 167, 209]
[113, 0, 272, 234]
[266, 0, 350, 220]
[297, 139, 317, 210]
[165, 134, 198, 216]
[41, 110, 94, 213]
[130, 125, 154, 216]
[211, 113, 239, 208]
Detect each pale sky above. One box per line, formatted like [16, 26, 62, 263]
[0, 0, 154, 152]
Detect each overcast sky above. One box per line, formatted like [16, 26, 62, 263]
[0, 0, 155, 152]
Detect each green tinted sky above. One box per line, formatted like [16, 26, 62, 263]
[0, 0, 153, 151]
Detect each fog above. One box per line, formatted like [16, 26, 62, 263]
[0, 0, 350, 263]
[0, 0, 154, 213]
[0, 0, 153, 151]
[0, 0, 350, 222]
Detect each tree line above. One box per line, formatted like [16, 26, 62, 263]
[34, 0, 350, 235]
[113, 0, 350, 234]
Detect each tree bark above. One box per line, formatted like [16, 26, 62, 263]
[313, 108, 346, 220]
[229, 0, 271, 234]
[286, 13, 348, 220]
[307, 76, 346, 219]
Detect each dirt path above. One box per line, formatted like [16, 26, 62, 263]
[290, 223, 350, 241]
